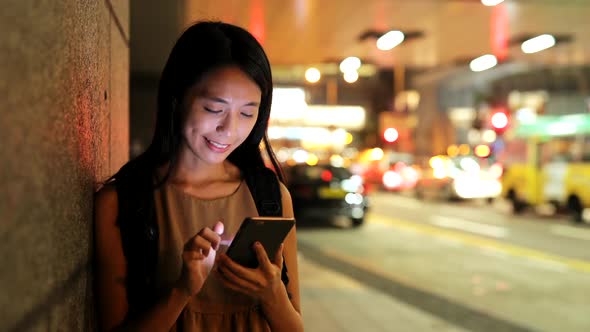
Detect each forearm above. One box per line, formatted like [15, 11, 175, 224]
[260, 286, 304, 332]
[109, 284, 191, 332]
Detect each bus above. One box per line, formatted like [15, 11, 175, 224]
[500, 113, 590, 222]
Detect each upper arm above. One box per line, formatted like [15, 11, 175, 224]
[279, 183, 301, 314]
[94, 186, 129, 330]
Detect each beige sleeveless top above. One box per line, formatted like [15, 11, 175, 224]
[153, 180, 271, 331]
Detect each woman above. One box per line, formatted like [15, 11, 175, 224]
[94, 21, 303, 331]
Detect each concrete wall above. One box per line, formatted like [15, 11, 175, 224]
[0, 1, 129, 330]
[129, 0, 184, 157]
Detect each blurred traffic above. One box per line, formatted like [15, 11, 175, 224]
[268, 114, 590, 226]
[283, 163, 368, 227]
[415, 154, 502, 201]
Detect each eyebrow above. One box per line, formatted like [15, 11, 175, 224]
[205, 96, 259, 107]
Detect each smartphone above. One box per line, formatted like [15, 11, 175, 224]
[225, 217, 295, 268]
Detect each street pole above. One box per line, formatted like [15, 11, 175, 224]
[327, 77, 338, 105]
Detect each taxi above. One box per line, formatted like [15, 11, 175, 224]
[283, 163, 369, 227]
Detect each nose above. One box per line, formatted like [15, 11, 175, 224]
[216, 112, 237, 137]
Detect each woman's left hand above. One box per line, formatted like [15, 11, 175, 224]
[215, 242, 285, 305]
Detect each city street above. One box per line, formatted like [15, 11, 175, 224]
[298, 192, 590, 332]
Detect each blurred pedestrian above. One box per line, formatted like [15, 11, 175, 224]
[94, 21, 303, 331]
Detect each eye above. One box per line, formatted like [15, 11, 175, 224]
[204, 107, 222, 114]
[240, 112, 255, 118]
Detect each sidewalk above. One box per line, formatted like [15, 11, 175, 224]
[298, 253, 469, 332]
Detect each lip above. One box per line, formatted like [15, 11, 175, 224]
[204, 137, 231, 153]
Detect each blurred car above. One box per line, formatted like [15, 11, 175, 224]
[414, 155, 503, 201]
[359, 164, 383, 194]
[283, 163, 369, 227]
[381, 162, 420, 192]
[357, 150, 418, 193]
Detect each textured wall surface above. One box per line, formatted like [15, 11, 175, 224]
[0, 0, 129, 330]
[129, 0, 184, 157]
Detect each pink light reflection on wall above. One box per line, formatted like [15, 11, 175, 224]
[249, 0, 266, 45]
[294, 0, 309, 31]
[373, 0, 389, 31]
[491, 4, 509, 62]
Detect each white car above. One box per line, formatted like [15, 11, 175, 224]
[415, 155, 502, 201]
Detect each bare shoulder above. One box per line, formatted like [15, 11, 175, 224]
[278, 181, 294, 219]
[95, 184, 117, 207]
[94, 183, 129, 329]
[94, 184, 119, 226]
[278, 181, 292, 200]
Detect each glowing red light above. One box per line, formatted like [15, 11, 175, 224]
[491, 4, 509, 62]
[249, 0, 266, 44]
[491, 112, 508, 129]
[321, 170, 333, 182]
[383, 128, 399, 143]
[393, 162, 406, 172]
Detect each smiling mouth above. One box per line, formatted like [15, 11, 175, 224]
[205, 137, 230, 151]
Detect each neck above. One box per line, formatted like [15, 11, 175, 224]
[166, 149, 234, 185]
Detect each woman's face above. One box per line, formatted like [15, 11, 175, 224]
[181, 66, 262, 165]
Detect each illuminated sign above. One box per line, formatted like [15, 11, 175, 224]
[515, 114, 590, 137]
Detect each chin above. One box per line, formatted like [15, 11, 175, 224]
[203, 148, 234, 165]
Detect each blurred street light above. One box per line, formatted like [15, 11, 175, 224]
[339, 57, 361, 73]
[482, 129, 497, 143]
[377, 30, 405, 51]
[470, 54, 498, 72]
[490, 110, 509, 135]
[383, 127, 399, 143]
[370, 148, 384, 161]
[491, 112, 508, 130]
[482, 0, 504, 6]
[475, 144, 491, 158]
[521, 34, 556, 54]
[343, 70, 359, 83]
[305, 67, 321, 83]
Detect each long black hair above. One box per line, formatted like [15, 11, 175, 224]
[110, 21, 283, 186]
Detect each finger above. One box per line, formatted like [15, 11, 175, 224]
[198, 227, 222, 251]
[183, 250, 206, 262]
[216, 262, 260, 291]
[274, 243, 284, 269]
[213, 221, 224, 236]
[253, 242, 273, 272]
[185, 235, 212, 256]
[215, 269, 242, 292]
[215, 268, 254, 295]
[217, 254, 259, 284]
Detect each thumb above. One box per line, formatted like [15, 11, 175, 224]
[213, 221, 224, 236]
[274, 243, 284, 269]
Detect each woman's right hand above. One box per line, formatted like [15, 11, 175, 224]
[178, 221, 224, 297]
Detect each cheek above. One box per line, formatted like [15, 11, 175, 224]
[239, 119, 258, 140]
[184, 114, 213, 133]
[183, 112, 199, 129]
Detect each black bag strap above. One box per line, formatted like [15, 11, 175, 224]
[114, 167, 159, 317]
[244, 166, 282, 217]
